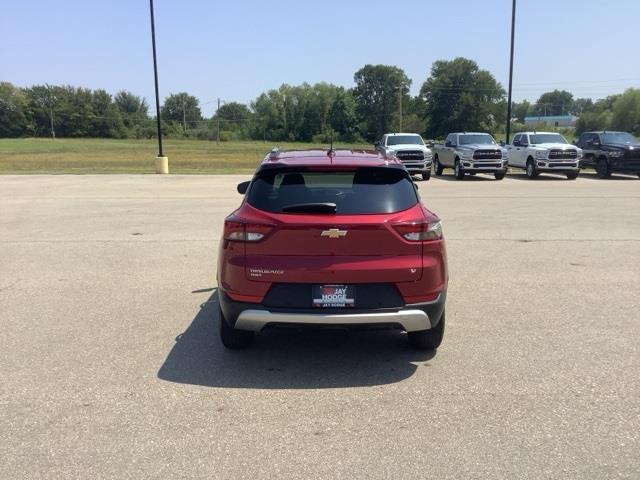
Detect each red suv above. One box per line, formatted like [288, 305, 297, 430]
[217, 149, 448, 349]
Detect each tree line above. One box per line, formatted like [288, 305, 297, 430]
[1, 57, 639, 142]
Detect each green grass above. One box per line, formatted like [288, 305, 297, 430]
[0, 138, 370, 174]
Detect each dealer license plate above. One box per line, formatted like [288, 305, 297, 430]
[312, 285, 355, 308]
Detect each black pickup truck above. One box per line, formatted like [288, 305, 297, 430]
[575, 131, 640, 178]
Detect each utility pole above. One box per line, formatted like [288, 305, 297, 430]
[46, 84, 55, 140]
[505, 0, 517, 143]
[149, 0, 168, 173]
[182, 98, 186, 132]
[216, 97, 221, 144]
[398, 85, 403, 132]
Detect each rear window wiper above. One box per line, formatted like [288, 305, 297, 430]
[281, 202, 337, 214]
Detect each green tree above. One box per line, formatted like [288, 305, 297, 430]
[534, 90, 574, 116]
[575, 111, 611, 135]
[353, 64, 411, 141]
[610, 88, 640, 134]
[0, 82, 29, 137]
[88, 89, 125, 138]
[419, 57, 505, 138]
[512, 100, 532, 122]
[572, 98, 594, 115]
[161, 93, 202, 131]
[329, 89, 358, 141]
[114, 91, 149, 130]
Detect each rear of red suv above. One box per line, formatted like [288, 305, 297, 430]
[217, 149, 448, 349]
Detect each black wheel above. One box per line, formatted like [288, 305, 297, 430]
[454, 160, 465, 180]
[408, 310, 445, 350]
[526, 158, 538, 179]
[219, 308, 254, 349]
[566, 172, 579, 180]
[421, 170, 431, 181]
[434, 156, 444, 176]
[637, 173, 640, 179]
[596, 158, 611, 179]
[494, 171, 506, 180]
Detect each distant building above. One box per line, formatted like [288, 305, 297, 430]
[524, 115, 578, 127]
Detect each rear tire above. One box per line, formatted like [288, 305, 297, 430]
[454, 160, 465, 180]
[421, 170, 431, 181]
[526, 158, 538, 179]
[408, 310, 445, 350]
[434, 156, 444, 176]
[566, 171, 579, 180]
[494, 171, 506, 180]
[596, 158, 611, 179]
[220, 308, 254, 349]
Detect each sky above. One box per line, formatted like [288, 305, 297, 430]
[2, 0, 639, 116]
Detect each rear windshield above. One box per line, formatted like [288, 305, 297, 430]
[247, 167, 418, 215]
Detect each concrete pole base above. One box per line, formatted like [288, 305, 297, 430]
[155, 156, 169, 174]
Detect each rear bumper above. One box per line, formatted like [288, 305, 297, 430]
[219, 289, 446, 332]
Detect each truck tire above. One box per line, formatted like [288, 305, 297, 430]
[526, 158, 538, 179]
[494, 171, 506, 180]
[421, 170, 431, 181]
[434, 156, 444, 176]
[408, 310, 445, 350]
[220, 308, 254, 349]
[566, 172, 579, 180]
[596, 157, 611, 179]
[454, 160, 465, 180]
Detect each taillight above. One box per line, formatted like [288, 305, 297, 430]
[224, 219, 273, 242]
[393, 220, 442, 241]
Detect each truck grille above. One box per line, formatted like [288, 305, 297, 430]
[624, 150, 640, 160]
[396, 150, 425, 162]
[473, 149, 502, 160]
[549, 149, 578, 159]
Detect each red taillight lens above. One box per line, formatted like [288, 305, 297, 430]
[393, 220, 442, 241]
[223, 219, 273, 242]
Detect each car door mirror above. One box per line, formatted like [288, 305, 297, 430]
[445, 141, 452, 147]
[237, 181, 250, 194]
[499, 140, 506, 147]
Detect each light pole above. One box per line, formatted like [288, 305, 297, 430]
[149, 0, 168, 173]
[505, 0, 516, 143]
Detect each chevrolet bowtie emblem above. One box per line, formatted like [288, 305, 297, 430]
[321, 228, 348, 239]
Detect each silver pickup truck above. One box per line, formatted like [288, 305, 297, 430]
[432, 132, 509, 180]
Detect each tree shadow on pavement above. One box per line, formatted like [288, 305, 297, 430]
[157, 290, 436, 389]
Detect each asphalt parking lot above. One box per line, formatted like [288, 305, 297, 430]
[1, 172, 639, 479]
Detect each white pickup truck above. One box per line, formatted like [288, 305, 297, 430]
[375, 133, 433, 180]
[432, 132, 508, 180]
[507, 132, 582, 180]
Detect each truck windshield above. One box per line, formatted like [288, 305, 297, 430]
[247, 167, 418, 215]
[387, 135, 424, 146]
[458, 134, 496, 145]
[529, 134, 568, 144]
[601, 132, 638, 144]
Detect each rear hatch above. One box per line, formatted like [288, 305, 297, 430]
[242, 166, 424, 284]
